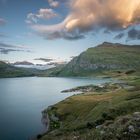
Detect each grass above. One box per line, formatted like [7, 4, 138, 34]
[39, 72, 140, 140]
[58, 43, 140, 76]
[0, 61, 41, 78]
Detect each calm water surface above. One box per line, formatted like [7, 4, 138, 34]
[0, 77, 114, 140]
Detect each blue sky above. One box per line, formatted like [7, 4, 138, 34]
[0, 0, 140, 64]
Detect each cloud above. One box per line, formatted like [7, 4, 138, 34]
[26, 13, 38, 24]
[66, 0, 140, 31]
[70, 56, 76, 59]
[48, 0, 59, 8]
[0, 33, 7, 37]
[34, 57, 68, 65]
[127, 28, 140, 40]
[104, 29, 111, 34]
[0, 48, 25, 54]
[0, 18, 6, 26]
[47, 61, 68, 66]
[30, 0, 140, 40]
[0, 42, 24, 48]
[0, 42, 31, 54]
[34, 58, 54, 62]
[26, 8, 58, 24]
[32, 19, 85, 40]
[114, 33, 125, 40]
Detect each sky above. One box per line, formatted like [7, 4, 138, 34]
[0, 0, 140, 64]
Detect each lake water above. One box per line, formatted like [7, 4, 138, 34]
[0, 77, 114, 140]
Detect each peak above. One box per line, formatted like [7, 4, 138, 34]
[0, 60, 9, 64]
[102, 42, 121, 46]
[102, 42, 113, 45]
[13, 61, 34, 65]
[98, 42, 124, 48]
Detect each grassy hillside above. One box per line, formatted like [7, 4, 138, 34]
[57, 42, 140, 76]
[37, 64, 65, 77]
[38, 72, 140, 140]
[0, 61, 37, 78]
[0, 60, 66, 78]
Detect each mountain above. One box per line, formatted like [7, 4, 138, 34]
[13, 61, 34, 65]
[0, 61, 38, 78]
[0, 60, 65, 78]
[13, 61, 56, 70]
[56, 42, 140, 76]
[37, 64, 66, 77]
[1, 42, 140, 78]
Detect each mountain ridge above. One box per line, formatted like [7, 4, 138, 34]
[0, 61, 39, 78]
[13, 61, 34, 65]
[0, 42, 140, 78]
[55, 42, 140, 76]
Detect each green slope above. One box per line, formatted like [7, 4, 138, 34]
[37, 64, 65, 77]
[58, 42, 140, 76]
[0, 61, 37, 78]
[39, 73, 140, 140]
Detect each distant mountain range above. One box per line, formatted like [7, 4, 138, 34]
[0, 42, 140, 78]
[0, 61, 38, 78]
[13, 61, 34, 65]
[0, 60, 64, 78]
[13, 61, 55, 70]
[47, 42, 140, 76]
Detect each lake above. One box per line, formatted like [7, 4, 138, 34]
[0, 77, 114, 140]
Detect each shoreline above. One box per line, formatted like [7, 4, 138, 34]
[30, 111, 50, 140]
[35, 72, 140, 139]
[35, 109, 51, 140]
[37, 72, 140, 139]
[37, 82, 125, 139]
[42, 109, 50, 133]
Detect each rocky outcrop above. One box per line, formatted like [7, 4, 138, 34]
[61, 83, 123, 93]
[95, 112, 140, 140]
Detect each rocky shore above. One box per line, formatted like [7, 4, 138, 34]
[61, 82, 130, 93]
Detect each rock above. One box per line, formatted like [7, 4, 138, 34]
[133, 112, 140, 116]
[96, 125, 102, 129]
[128, 125, 135, 133]
[73, 136, 79, 140]
[132, 112, 140, 121]
[50, 114, 59, 121]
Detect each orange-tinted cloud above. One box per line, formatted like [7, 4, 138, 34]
[48, 0, 59, 8]
[26, 8, 58, 24]
[31, 0, 140, 40]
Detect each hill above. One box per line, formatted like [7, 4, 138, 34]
[55, 42, 140, 76]
[1, 42, 140, 78]
[37, 64, 66, 77]
[0, 61, 38, 78]
[38, 72, 140, 140]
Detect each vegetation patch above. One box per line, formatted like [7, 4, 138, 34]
[39, 72, 140, 140]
